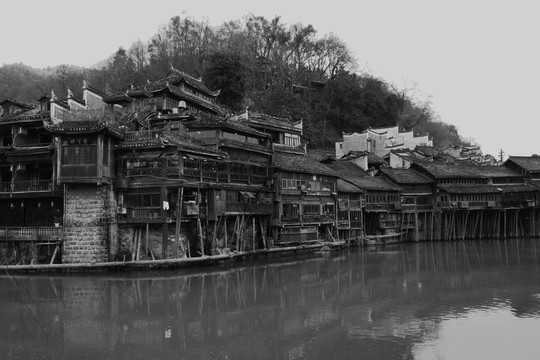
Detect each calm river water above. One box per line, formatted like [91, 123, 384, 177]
[2, 239, 540, 360]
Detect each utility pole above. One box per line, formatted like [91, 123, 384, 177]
[498, 149, 505, 164]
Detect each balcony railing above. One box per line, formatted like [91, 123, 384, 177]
[281, 214, 335, 224]
[0, 180, 53, 193]
[365, 203, 401, 211]
[0, 226, 62, 242]
[401, 203, 434, 211]
[124, 130, 163, 141]
[118, 207, 164, 223]
[225, 202, 272, 214]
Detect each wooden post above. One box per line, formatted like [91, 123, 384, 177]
[252, 217, 256, 251]
[50, 245, 59, 264]
[503, 210, 507, 239]
[145, 223, 149, 258]
[260, 218, 267, 249]
[212, 220, 218, 254]
[197, 217, 204, 256]
[224, 216, 228, 249]
[462, 211, 469, 240]
[175, 187, 184, 258]
[414, 211, 419, 242]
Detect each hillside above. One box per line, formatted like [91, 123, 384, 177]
[0, 14, 463, 150]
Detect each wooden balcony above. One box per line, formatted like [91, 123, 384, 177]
[0, 226, 62, 242]
[225, 202, 272, 214]
[401, 203, 435, 212]
[0, 180, 54, 193]
[365, 203, 401, 212]
[118, 207, 165, 223]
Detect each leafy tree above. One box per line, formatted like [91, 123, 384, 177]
[203, 52, 247, 112]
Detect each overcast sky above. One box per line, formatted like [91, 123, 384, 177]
[1, 0, 538, 157]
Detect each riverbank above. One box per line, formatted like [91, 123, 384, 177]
[2, 241, 346, 273]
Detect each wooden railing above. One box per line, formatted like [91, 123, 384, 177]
[0, 180, 53, 193]
[124, 130, 163, 141]
[225, 203, 272, 214]
[0, 226, 62, 242]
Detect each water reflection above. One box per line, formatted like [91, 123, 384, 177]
[1, 239, 540, 360]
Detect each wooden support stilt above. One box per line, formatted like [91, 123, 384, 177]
[145, 223, 150, 259]
[224, 216, 228, 249]
[212, 220, 218, 254]
[175, 187, 184, 258]
[462, 211, 469, 240]
[504, 211, 507, 239]
[414, 211, 419, 242]
[197, 217, 205, 256]
[260, 218, 267, 249]
[252, 217, 256, 251]
[50, 245, 59, 264]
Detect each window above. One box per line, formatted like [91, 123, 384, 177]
[284, 133, 300, 146]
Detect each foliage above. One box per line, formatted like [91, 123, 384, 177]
[0, 14, 463, 149]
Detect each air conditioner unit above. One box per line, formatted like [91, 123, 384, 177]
[486, 201, 497, 207]
[16, 164, 26, 171]
[117, 206, 127, 214]
[459, 201, 470, 208]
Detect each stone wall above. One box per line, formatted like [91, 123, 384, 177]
[62, 184, 115, 263]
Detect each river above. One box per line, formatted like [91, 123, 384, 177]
[1, 239, 540, 360]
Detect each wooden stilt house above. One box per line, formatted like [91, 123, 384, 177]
[0, 97, 61, 264]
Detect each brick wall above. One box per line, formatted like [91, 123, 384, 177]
[62, 184, 116, 263]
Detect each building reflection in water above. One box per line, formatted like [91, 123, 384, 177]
[1, 239, 540, 360]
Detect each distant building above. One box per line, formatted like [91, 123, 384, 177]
[335, 125, 432, 159]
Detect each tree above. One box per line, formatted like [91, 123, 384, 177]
[203, 52, 247, 111]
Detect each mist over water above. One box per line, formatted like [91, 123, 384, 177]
[2, 239, 540, 360]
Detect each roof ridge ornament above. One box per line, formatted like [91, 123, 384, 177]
[67, 88, 74, 98]
[51, 89, 57, 101]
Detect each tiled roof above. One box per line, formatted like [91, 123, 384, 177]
[438, 183, 537, 194]
[187, 113, 271, 138]
[0, 109, 49, 123]
[506, 156, 540, 173]
[273, 151, 337, 177]
[8, 145, 55, 155]
[45, 120, 124, 138]
[168, 84, 222, 113]
[413, 161, 487, 179]
[438, 184, 502, 194]
[0, 98, 35, 109]
[496, 184, 538, 193]
[104, 82, 223, 114]
[307, 149, 335, 162]
[247, 112, 300, 132]
[476, 165, 521, 178]
[324, 160, 400, 191]
[380, 168, 434, 185]
[337, 179, 365, 193]
[352, 175, 401, 192]
[163, 133, 227, 157]
[167, 68, 220, 97]
[325, 160, 369, 179]
[415, 146, 441, 157]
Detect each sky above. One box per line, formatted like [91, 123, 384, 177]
[1, 0, 539, 157]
